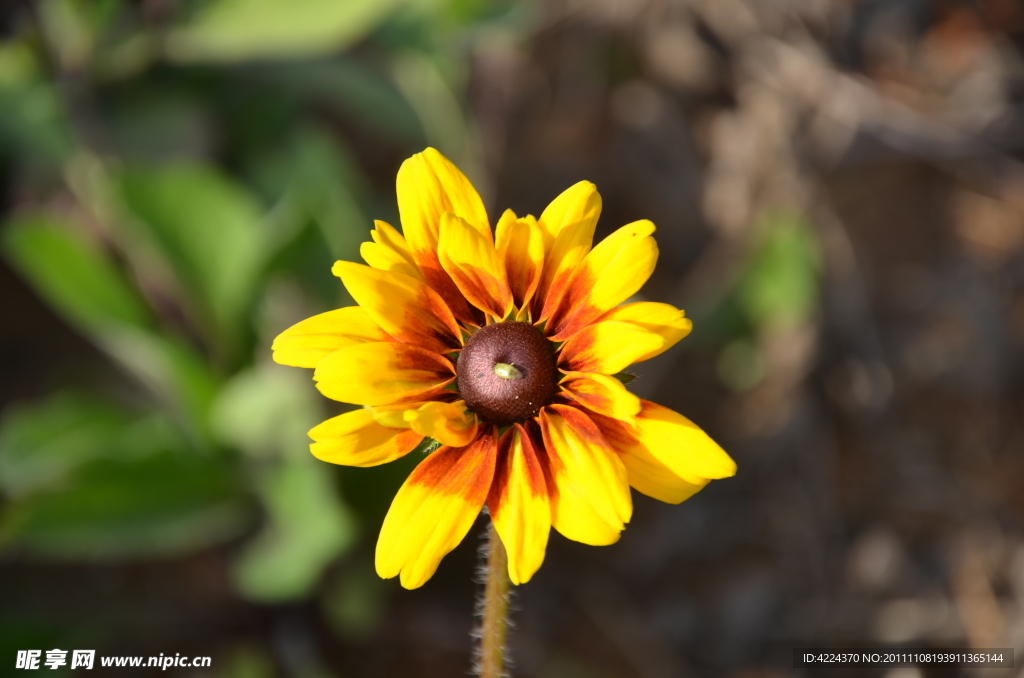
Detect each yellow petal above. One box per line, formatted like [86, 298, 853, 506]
[540, 405, 631, 545]
[365, 401, 455, 431]
[548, 220, 659, 340]
[633, 400, 736, 480]
[560, 371, 640, 422]
[403, 400, 478, 448]
[538, 180, 601, 239]
[309, 409, 423, 467]
[360, 220, 423, 281]
[597, 302, 692, 363]
[397, 148, 490, 325]
[622, 445, 709, 503]
[332, 261, 461, 354]
[376, 430, 498, 589]
[314, 341, 454, 406]
[365, 398, 479, 447]
[438, 213, 513, 319]
[558, 320, 665, 374]
[366, 402, 417, 429]
[496, 210, 545, 311]
[535, 181, 602, 320]
[487, 425, 550, 585]
[271, 306, 388, 368]
[494, 208, 517, 241]
[397, 147, 491, 253]
[590, 411, 709, 503]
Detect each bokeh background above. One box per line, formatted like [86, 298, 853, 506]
[2, 0, 1024, 676]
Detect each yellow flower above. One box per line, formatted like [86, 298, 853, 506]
[272, 148, 736, 589]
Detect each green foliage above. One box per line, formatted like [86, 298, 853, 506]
[0, 0, 508, 620]
[1, 211, 220, 439]
[245, 60, 425, 147]
[232, 457, 355, 602]
[323, 566, 387, 642]
[698, 210, 820, 392]
[102, 328, 220, 443]
[0, 392, 137, 498]
[734, 211, 820, 330]
[212, 365, 356, 601]
[166, 0, 407, 62]
[211, 364, 318, 458]
[393, 51, 481, 171]
[0, 392, 250, 558]
[106, 88, 213, 162]
[278, 128, 370, 261]
[117, 163, 271, 341]
[2, 450, 250, 559]
[716, 338, 765, 393]
[2, 213, 151, 333]
[0, 48, 73, 165]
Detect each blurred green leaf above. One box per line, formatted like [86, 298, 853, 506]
[2, 212, 151, 332]
[74, 0, 124, 34]
[1, 454, 249, 559]
[214, 365, 355, 601]
[211, 363, 319, 459]
[38, 0, 129, 71]
[0, 43, 73, 165]
[392, 51, 482, 178]
[716, 338, 765, 392]
[323, 566, 386, 643]
[735, 211, 820, 330]
[0, 41, 40, 87]
[444, 0, 523, 24]
[166, 0, 407, 63]
[106, 89, 213, 162]
[104, 328, 219, 444]
[233, 457, 355, 602]
[1, 211, 218, 440]
[250, 60, 425, 146]
[38, 0, 95, 71]
[287, 128, 369, 261]
[0, 392, 134, 498]
[0, 86, 72, 164]
[244, 127, 370, 298]
[117, 163, 269, 340]
[0, 396, 251, 559]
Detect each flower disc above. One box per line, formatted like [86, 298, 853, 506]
[456, 322, 559, 425]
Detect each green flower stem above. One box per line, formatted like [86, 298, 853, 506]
[479, 519, 511, 678]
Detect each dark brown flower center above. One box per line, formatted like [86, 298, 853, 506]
[456, 321, 559, 425]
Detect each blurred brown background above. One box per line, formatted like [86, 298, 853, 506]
[2, 0, 1024, 676]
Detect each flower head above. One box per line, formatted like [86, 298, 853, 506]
[272, 148, 736, 589]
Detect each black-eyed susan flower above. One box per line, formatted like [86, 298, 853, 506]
[272, 148, 736, 589]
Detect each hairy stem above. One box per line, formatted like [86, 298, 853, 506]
[479, 520, 511, 678]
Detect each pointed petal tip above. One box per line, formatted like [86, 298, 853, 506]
[633, 218, 656, 235]
[330, 259, 349, 278]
